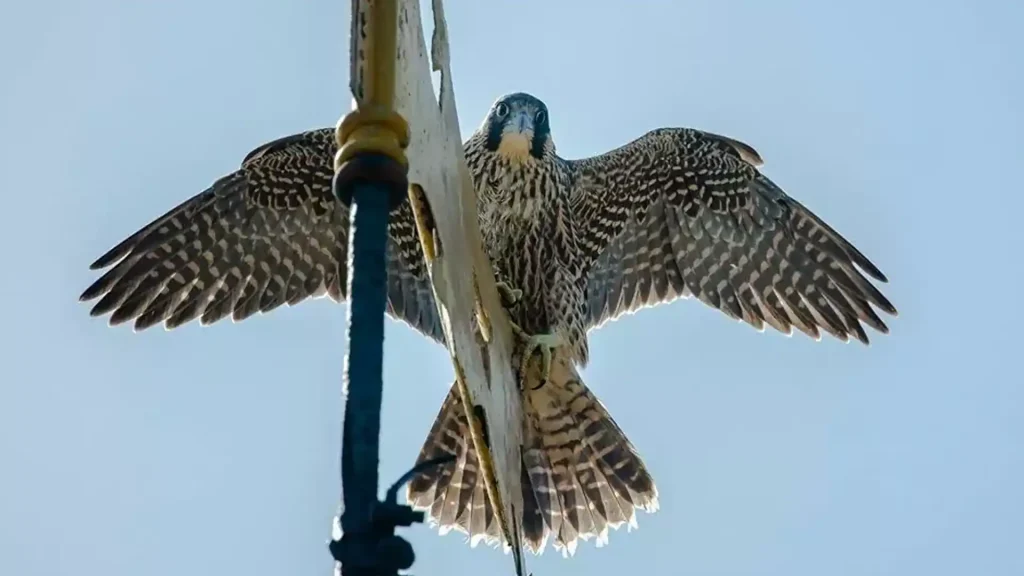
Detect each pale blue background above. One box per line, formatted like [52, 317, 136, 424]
[2, 1, 1021, 575]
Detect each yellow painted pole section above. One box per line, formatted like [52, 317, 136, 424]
[336, 0, 410, 172]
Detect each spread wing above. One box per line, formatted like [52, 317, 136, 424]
[80, 128, 444, 343]
[567, 127, 897, 344]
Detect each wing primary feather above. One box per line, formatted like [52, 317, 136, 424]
[574, 126, 896, 343]
[82, 128, 444, 342]
[86, 190, 214, 271]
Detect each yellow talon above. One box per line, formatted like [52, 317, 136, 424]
[508, 320, 562, 389]
[495, 281, 523, 308]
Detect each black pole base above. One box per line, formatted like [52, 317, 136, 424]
[330, 457, 453, 576]
[330, 505, 419, 575]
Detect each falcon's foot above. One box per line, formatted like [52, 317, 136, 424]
[509, 321, 563, 390]
[495, 281, 523, 308]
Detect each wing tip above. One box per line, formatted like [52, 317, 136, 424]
[104, 313, 129, 328]
[870, 315, 891, 337]
[79, 286, 101, 303]
[880, 299, 899, 317]
[89, 255, 116, 271]
[88, 243, 135, 270]
[856, 258, 889, 285]
[87, 297, 118, 318]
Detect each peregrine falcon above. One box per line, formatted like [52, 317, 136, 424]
[80, 92, 897, 555]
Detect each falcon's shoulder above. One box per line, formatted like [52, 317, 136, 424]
[80, 128, 443, 343]
[564, 127, 897, 343]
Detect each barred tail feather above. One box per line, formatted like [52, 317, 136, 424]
[407, 355, 658, 556]
[406, 385, 504, 547]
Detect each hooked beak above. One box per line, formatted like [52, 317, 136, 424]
[509, 109, 534, 135]
[497, 110, 535, 160]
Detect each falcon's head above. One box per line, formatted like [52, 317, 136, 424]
[482, 92, 555, 163]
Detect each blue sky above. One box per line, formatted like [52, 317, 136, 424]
[2, 1, 1022, 575]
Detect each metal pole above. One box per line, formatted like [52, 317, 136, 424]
[337, 176, 393, 576]
[327, 1, 453, 575]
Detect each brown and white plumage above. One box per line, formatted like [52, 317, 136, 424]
[570, 127, 896, 343]
[81, 92, 896, 557]
[79, 129, 443, 341]
[408, 353, 656, 556]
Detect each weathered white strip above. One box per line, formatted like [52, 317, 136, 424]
[347, 1, 527, 574]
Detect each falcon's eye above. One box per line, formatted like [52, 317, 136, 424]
[535, 110, 547, 124]
[495, 103, 510, 118]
